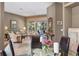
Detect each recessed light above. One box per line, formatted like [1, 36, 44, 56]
[19, 8, 23, 10]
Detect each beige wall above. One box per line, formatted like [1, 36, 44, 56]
[72, 6, 79, 28]
[47, 3, 63, 42]
[4, 12, 26, 31]
[63, 3, 79, 36]
[0, 2, 4, 50]
[64, 5, 79, 36]
[64, 7, 72, 36]
[55, 3, 63, 42]
[47, 3, 55, 34]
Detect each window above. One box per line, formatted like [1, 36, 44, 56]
[27, 21, 47, 33]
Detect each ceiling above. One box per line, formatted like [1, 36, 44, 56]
[4, 2, 52, 16]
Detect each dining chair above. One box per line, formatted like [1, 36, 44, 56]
[4, 33, 10, 41]
[76, 45, 79, 56]
[2, 50, 7, 56]
[3, 39, 15, 56]
[9, 39, 15, 56]
[59, 36, 70, 56]
[31, 35, 40, 48]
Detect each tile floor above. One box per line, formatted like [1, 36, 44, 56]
[14, 37, 32, 56]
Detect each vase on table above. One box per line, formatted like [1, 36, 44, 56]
[42, 45, 49, 55]
[41, 38, 53, 56]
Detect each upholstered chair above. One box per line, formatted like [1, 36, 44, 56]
[59, 36, 70, 56]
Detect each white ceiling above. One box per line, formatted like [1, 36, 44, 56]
[4, 2, 52, 16]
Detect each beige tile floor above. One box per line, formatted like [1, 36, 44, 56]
[13, 37, 32, 56]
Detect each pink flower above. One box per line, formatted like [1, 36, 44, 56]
[42, 39, 53, 47]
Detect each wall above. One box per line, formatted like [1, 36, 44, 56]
[0, 2, 4, 50]
[63, 7, 72, 36]
[47, 3, 63, 42]
[55, 3, 63, 42]
[72, 6, 79, 28]
[63, 3, 79, 36]
[47, 3, 55, 34]
[4, 12, 26, 31]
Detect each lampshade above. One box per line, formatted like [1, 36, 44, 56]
[4, 26, 8, 30]
[23, 27, 26, 30]
[20, 29, 23, 32]
[54, 42, 59, 53]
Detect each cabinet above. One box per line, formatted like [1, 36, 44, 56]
[68, 28, 79, 55]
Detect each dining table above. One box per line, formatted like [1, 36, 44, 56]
[32, 47, 54, 56]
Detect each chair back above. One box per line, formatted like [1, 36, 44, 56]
[4, 39, 15, 56]
[59, 36, 70, 55]
[77, 45, 79, 56]
[2, 50, 7, 56]
[9, 39, 15, 56]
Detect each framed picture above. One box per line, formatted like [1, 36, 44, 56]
[10, 20, 17, 32]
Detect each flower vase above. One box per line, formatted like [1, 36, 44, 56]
[42, 45, 49, 55]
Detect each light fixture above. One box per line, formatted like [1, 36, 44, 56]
[23, 27, 26, 30]
[4, 26, 8, 30]
[19, 8, 23, 10]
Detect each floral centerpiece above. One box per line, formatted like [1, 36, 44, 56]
[41, 39, 53, 54]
